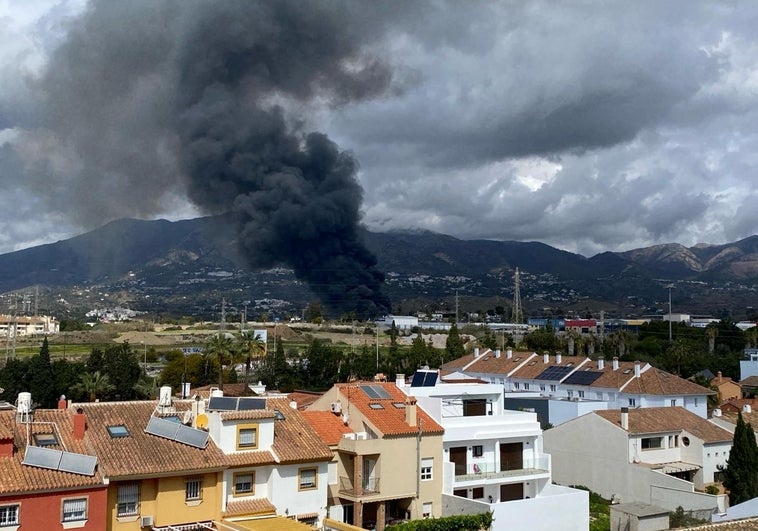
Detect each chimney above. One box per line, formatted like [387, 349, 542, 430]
[495, 349, 501, 358]
[0, 435, 12, 457]
[506, 349, 513, 359]
[543, 352, 549, 364]
[634, 361, 641, 378]
[612, 357, 619, 371]
[396, 374, 405, 388]
[57, 395, 67, 410]
[289, 400, 298, 410]
[556, 353, 562, 364]
[598, 357, 605, 370]
[717, 371, 723, 384]
[405, 396, 417, 427]
[620, 407, 629, 430]
[474, 348, 480, 358]
[73, 408, 86, 440]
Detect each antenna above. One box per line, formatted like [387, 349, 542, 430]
[220, 298, 226, 332]
[511, 267, 523, 324]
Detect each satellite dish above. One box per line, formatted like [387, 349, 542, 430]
[195, 414, 208, 429]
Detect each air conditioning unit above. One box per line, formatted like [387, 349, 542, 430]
[140, 515, 154, 528]
[330, 401, 342, 414]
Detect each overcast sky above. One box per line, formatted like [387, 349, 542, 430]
[1, 1, 757, 258]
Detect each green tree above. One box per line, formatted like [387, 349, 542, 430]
[100, 343, 142, 400]
[205, 333, 234, 391]
[445, 323, 465, 361]
[27, 337, 56, 407]
[238, 331, 266, 393]
[73, 371, 115, 402]
[723, 412, 758, 505]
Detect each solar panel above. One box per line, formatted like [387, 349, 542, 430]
[411, 370, 438, 387]
[208, 396, 239, 411]
[59, 452, 98, 476]
[23, 445, 62, 470]
[237, 398, 266, 410]
[564, 371, 603, 386]
[359, 384, 391, 399]
[145, 416, 180, 440]
[535, 366, 574, 381]
[175, 424, 209, 449]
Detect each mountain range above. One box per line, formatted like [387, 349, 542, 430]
[0, 216, 756, 320]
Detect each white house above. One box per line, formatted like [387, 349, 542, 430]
[442, 350, 712, 422]
[205, 395, 332, 527]
[543, 407, 731, 514]
[398, 370, 589, 531]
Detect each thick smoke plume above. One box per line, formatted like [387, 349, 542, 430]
[32, 1, 394, 317]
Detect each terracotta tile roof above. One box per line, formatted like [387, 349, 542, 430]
[287, 391, 323, 410]
[512, 355, 589, 379]
[719, 398, 758, 412]
[224, 497, 277, 517]
[301, 411, 353, 445]
[336, 382, 443, 437]
[223, 450, 277, 467]
[220, 410, 278, 421]
[75, 401, 228, 479]
[740, 376, 758, 387]
[587, 361, 638, 389]
[0, 409, 104, 494]
[266, 397, 332, 463]
[442, 349, 541, 376]
[621, 366, 713, 396]
[192, 383, 251, 398]
[595, 407, 732, 443]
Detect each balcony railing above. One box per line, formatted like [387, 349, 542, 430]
[453, 457, 550, 481]
[338, 476, 381, 496]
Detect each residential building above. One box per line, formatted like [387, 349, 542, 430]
[397, 371, 589, 531]
[543, 407, 731, 514]
[740, 348, 758, 380]
[0, 397, 107, 530]
[305, 381, 445, 530]
[206, 395, 332, 527]
[384, 315, 418, 331]
[75, 396, 228, 530]
[442, 349, 712, 423]
[712, 372, 741, 403]
[0, 314, 59, 337]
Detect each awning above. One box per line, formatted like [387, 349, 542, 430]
[220, 516, 315, 531]
[655, 462, 701, 474]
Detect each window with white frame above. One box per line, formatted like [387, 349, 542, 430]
[524, 383, 529, 390]
[628, 398, 636, 407]
[234, 472, 254, 495]
[578, 390, 585, 398]
[422, 502, 432, 518]
[0, 505, 19, 526]
[185, 477, 202, 502]
[420, 457, 433, 480]
[670, 399, 677, 407]
[550, 385, 556, 392]
[62, 498, 87, 522]
[514, 382, 520, 390]
[117, 483, 139, 517]
[472, 445, 483, 458]
[539, 384, 545, 392]
[298, 468, 317, 490]
[567, 390, 574, 398]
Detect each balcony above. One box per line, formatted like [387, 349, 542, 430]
[453, 457, 550, 482]
[339, 475, 381, 496]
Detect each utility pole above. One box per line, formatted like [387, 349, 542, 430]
[511, 267, 523, 324]
[667, 285, 674, 342]
[455, 289, 459, 325]
[220, 298, 226, 332]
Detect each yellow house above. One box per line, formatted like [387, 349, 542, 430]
[76, 399, 227, 530]
[304, 381, 444, 531]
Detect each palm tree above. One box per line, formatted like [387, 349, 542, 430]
[74, 371, 115, 402]
[206, 333, 234, 391]
[238, 331, 266, 394]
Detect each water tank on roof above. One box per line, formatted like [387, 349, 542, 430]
[744, 404, 752, 413]
[210, 387, 223, 398]
[159, 386, 172, 407]
[17, 392, 31, 414]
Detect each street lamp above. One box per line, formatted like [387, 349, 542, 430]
[666, 284, 675, 342]
[140, 341, 147, 369]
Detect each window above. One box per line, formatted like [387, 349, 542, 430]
[107, 425, 130, 438]
[422, 502, 432, 518]
[550, 385, 556, 392]
[62, 498, 87, 522]
[670, 399, 677, 407]
[298, 468, 317, 490]
[514, 382, 520, 390]
[33, 432, 58, 446]
[233, 472, 254, 495]
[539, 384, 546, 392]
[523, 383, 529, 390]
[185, 477, 202, 502]
[567, 390, 574, 398]
[236, 424, 258, 450]
[117, 483, 139, 517]
[420, 458, 433, 481]
[682, 436, 690, 447]
[641, 437, 663, 450]
[628, 398, 636, 407]
[472, 445, 483, 458]
[578, 390, 585, 398]
[0, 505, 19, 526]
[472, 487, 484, 499]
[695, 398, 699, 407]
